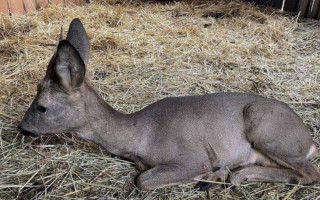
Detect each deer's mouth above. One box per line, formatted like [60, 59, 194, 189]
[18, 125, 39, 138]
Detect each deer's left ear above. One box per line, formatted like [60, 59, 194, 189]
[55, 40, 86, 91]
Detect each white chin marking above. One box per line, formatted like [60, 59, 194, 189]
[306, 144, 317, 159]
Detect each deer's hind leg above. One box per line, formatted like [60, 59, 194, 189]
[264, 155, 320, 184]
[228, 166, 301, 185]
[243, 102, 320, 185]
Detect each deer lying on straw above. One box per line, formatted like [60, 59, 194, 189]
[19, 18, 320, 190]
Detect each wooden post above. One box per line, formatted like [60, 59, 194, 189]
[23, 0, 37, 12]
[297, 0, 310, 18]
[317, 2, 320, 19]
[258, 0, 271, 6]
[36, 0, 48, 8]
[7, 0, 25, 14]
[0, 0, 9, 14]
[307, 0, 320, 18]
[0, 0, 89, 14]
[284, 0, 300, 12]
[271, 0, 284, 9]
[50, 0, 65, 4]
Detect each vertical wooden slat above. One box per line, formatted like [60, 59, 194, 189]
[7, 0, 25, 14]
[284, 0, 299, 12]
[0, 0, 9, 14]
[298, 0, 310, 18]
[241, 0, 255, 2]
[307, 0, 320, 18]
[36, 0, 49, 9]
[271, 0, 284, 9]
[64, 0, 87, 5]
[75, 0, 86, 5]
[68, 0, 78, 5]
[0, 0, 89, 15]
[23, 0, 37, 12]
[258, 0, 271, 6]
[317, 2, 320, 19]
[50, 0, 65, 4]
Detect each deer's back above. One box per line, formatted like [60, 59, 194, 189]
[135, 92, 287, 167]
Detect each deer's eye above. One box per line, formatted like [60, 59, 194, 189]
[37, 105, 47, 113]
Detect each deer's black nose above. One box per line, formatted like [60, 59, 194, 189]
[18, 125, 39, 138]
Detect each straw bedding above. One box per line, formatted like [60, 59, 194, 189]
[0, 0, 319, 199]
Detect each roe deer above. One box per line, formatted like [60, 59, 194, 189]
[18, 18, 320, 190]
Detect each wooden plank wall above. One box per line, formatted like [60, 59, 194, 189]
[0, 0, 319, 19]
[246, 0, 320, 19]
[0, 0, 89, 14]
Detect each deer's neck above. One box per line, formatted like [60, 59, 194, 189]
[77, 84, 143, 158]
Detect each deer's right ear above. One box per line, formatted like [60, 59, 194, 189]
[66, 18, 90, 64]
[54, 40, 86, 91]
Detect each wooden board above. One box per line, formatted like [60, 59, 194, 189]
[297, 0, 310, 18]
[0, 0, 88, 14]
[271, 0, 284, 9]
[51, 0, 65, 4]
[307, 0, 320, 18]
[68, 0, 78, 5]
[318, 1, 320, 19]
[0, 0, 8, 14]
[7, 0, 24, 14]
[23, 0, 37, 12]
[75, 0, 87, 5]
[284, 0, 300, 12]
[36, 0, 48, 9]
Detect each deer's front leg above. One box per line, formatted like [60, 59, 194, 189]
[136, 165, 197, 190]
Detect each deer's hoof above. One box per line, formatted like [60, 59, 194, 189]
[195, 181, 213, 191]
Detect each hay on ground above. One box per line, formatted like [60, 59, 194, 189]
[0, 0, 319, 199]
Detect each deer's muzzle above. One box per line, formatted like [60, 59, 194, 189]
[18, 125, 39, 138]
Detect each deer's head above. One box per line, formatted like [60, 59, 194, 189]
[18, 18, 91, 138]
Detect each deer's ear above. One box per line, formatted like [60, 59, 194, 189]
[66, 18, 90, 64]
[55, 40, 86, 90]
